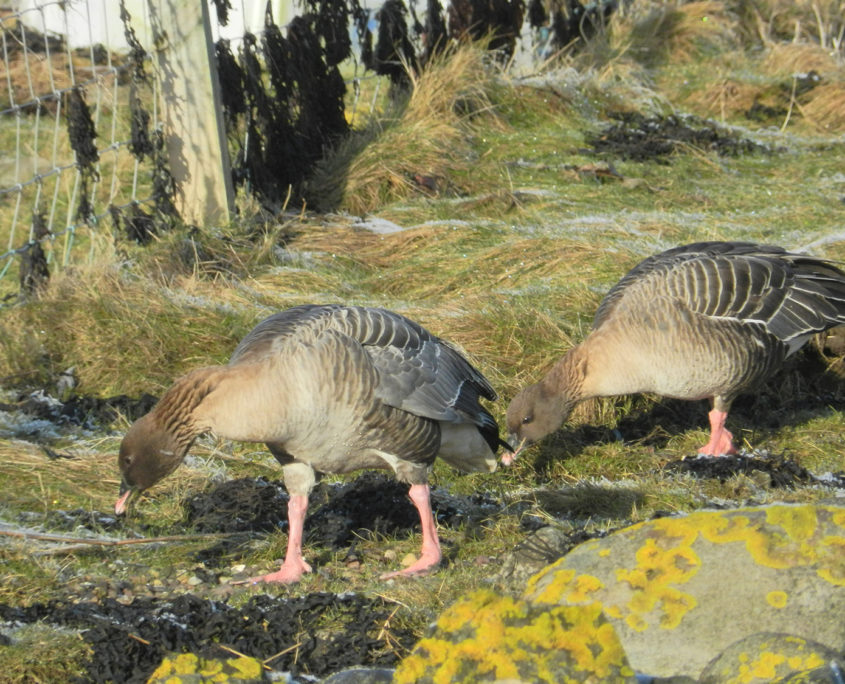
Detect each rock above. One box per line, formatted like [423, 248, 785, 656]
[699, 632, 842, 683]
[523, 504, 845, 679]
[147, 652, 267, 682]
[321, 666, 394, 682]
[493, 524, 576, 583]
[778, 660, 845, 683]
[393, 587, 636, 683]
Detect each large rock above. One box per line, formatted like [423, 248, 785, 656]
[523, 504, 845, 679]
[698, 632, 842, 683]
[393, 588, 636, 683]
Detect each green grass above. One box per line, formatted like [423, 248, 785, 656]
[1, 8, 844, 679]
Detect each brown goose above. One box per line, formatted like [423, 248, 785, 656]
[115, 304, 508, 583]
[507, 241, 845, 456]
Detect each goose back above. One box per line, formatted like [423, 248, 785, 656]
[594, 241, 845, 353]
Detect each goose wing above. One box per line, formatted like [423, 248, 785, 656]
[328, 307, 498, 426]
[595, 242, 845, 346]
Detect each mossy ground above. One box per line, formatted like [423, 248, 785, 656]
[1, 1, 844, 680]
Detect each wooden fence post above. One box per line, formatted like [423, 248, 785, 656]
[147, 0, 234, 226]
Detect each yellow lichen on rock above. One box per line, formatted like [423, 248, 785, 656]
[766, 590, 788, 608]
[393, 588, 636, 683]
[522, 505, 845, 679]
[147, 652, 266, 683]
[700, 633, 836, 684]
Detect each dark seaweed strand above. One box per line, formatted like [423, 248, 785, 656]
[210, 0, 233, 26]
[66, 87, 99, 225]
[18, 210, 51, 296]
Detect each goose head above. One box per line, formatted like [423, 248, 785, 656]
[506, 382, 575, 454]
[115, 413, 189, 514]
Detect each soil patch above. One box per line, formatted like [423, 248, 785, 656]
[588, 112, 768, 162]
[184, 472, 503, 549]
[661, 452, 840, 489]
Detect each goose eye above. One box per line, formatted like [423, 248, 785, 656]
[522, 415, 533, 425]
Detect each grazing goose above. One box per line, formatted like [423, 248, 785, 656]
[115, 304, 508, 583]
[507, 241, 845, 457]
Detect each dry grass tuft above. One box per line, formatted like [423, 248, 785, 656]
[613, 1, 740, 67]
[0, 439, 119, 512]
[306, 44, 505, 215]
[761, 43, 840, 76]
[685, 78, 766, 121]
[0, 623, 90, 682]
[800, 81, 845, 131]
[742, 0, 845, 48]
[0, 260, 255, 395]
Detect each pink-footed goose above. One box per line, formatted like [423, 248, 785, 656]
[507, 241, 845, 457]
[115, 304, 508, 583]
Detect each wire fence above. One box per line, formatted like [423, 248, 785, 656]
[0, 0, 165, 300]
[0, 0, 399, 304]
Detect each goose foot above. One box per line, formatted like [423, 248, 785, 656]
[379, 484, 442, 580]
[245, 558, 312, 585]
[698, 409, 738, 456]
[380, 553, 441, 580]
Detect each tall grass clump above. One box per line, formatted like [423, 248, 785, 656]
[0, 256, 257, 396]
[306, 43, 507, 215]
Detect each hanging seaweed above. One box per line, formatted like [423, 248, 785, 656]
[420, 0, 449, 66]
[151, 129, 177, 221]
[237, 30, 280, 201]
[449, 0, 525, 59]
[300, 0, 354, 67]
[19, 211, 50, 296]
[548, 0, 615, 51]
[119, 0, 148, 83]
[110, 202, 156, 245]
[129, 87, 153, 159]
[284, 14, 348, 148]
[120, 0, 179, 231]
[121, 0, 154, 163]
[210, 0, 233, 26]
[67, 88, 99, 170]
[214, 39, 247, 127]
[66, 87, 99, 224]
[373, 0, 417, 88]
[527, 0, 548, 29]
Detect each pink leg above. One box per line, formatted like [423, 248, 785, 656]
[698, 409, 738, 457]
[381, 484, 442, 579]
[251, 494, 313, 584]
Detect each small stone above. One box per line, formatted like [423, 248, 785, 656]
[400, 553, 418, 568]
[187, 575, 203, 586]
[231, 564, 246, 573]
[383, 550, 397, 562]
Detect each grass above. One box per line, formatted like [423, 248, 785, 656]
[1, 2, 845, 679]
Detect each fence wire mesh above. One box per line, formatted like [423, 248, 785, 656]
[1, 0, 392, 304]
[1, 0, 163, 301]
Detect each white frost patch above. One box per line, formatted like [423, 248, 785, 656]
[353, 217, 405, 234]
[0, 412, 64, 441]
